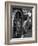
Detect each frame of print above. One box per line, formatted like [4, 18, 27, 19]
[5, 1, 37, 44]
